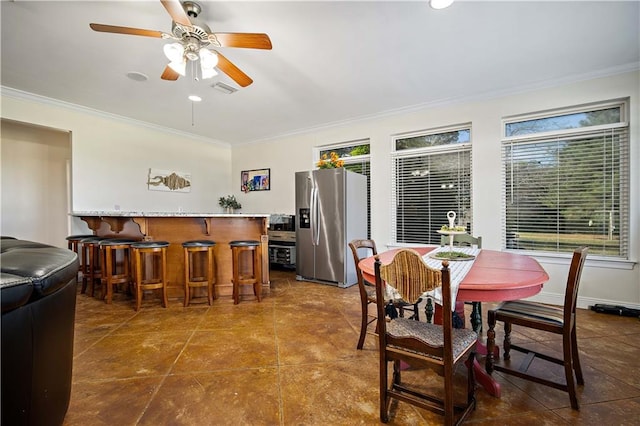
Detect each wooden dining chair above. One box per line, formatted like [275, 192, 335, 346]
[349, 239, 422, 350]
[485, 246, 589, 410]
[374, 249, 478, 425]
[440, 233, 483, 332]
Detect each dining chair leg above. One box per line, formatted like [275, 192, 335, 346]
[444, 360, 454, 426]
[357, 298, 369, 350]
[470, 301, 483, 333]
[486, 310, 497, 374]
[467, 352, 476, 406]
[503, 322, 512, 360]
[563, 336, 579, 410]
[571, 324, 584, 385]
[380, 357, 389, 422]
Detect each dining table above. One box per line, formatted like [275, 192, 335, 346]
[357, 246, 549, 398]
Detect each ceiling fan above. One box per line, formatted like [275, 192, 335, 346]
[89, 0, 272, 87]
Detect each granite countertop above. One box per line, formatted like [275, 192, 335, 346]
[71, 211, 270, 218]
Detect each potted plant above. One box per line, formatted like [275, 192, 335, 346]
[219, 194, 242, 213]
[316, 152, 344, 169]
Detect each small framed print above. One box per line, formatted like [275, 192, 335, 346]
[241, 168, 270, 192]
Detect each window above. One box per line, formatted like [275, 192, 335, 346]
[318, 140, 371, 238]
[391, 126, 472, 245]
[502, 101, 630, 259]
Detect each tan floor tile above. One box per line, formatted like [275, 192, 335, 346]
[64, 377, 161, 426]
[279, 360, 390, 425]
[578, 335, 640, 389]
[172, 329, 278, 373]
[276, 321, 374, 365]
[112, 306, 208, 335]
[72, 330, 190, 381]
[138, 369, 281, 425]
[199, 302, 276, 330]
[554, 397, 640, 425]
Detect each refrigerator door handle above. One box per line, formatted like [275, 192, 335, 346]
[311, 185, 320, 246]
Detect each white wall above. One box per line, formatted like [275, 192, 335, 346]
[232, 71, 640, 308]
[1, 91, 233, 239]
[1, 120, 71, 247]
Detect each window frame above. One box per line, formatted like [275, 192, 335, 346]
[390, 124, 473, 246]
[501, 99, 631, 265]
[314, 139, 371, 238]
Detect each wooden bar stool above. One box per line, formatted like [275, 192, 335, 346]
[80, 236, 109, 296]
[99, 239, 136, 304]
[229, 240, 262, 305]
[182, 240, 217, 307]
[66, 234, 95, 283]
[131, 241, 169, 311]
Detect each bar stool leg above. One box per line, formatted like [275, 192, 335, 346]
[232, 248, 239, 305]
[184, 248, 191, 307]
[135, 248, 143, 311]
[207, 248, 215, 305]
[104, 246, 114, 304]
[253, 247, 262, 302]
[90, 243, 101, 297]
[161, 247, 168, 308]
[81, 243, 90, 294]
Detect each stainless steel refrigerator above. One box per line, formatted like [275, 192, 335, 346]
[295, 168, 367, 287]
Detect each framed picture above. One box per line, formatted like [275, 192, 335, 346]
[147, 168, 191, 192]
[241, 168, 270, 192]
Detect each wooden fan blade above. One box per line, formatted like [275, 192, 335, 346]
[216, 52, 253, 87]
[161, 65, 180, 81]
[89, 23, 164, 38]
[210, 33, 272, 50]
[160, 0, 191, 26]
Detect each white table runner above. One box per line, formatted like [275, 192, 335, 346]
[386, 246, 480, 311]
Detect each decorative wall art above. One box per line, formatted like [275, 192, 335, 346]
[241, 168, 270, 192]
[147, 168, 192, 192]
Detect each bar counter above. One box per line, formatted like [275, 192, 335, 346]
[71, 212, 270, 300]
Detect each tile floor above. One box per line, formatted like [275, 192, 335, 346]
[65, 269, 640, 425]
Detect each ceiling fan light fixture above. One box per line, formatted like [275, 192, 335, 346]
[168, 60, 187, 76]
[429, 0, 454, 9]
[163, 42, 184, 62]
[201, 66, 218, 80]
[199, 48, 218, 68]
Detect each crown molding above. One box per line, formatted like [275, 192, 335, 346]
[0, 86, 230, 148]
[243, 62, 640, 146]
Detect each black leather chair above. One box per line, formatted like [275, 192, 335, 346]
[1, 238, 79, 425]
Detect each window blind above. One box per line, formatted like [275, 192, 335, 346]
[502, 127, 629, 258]
[391, 148, 472, 245]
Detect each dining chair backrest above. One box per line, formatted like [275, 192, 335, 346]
[348, 239, 378, 285]
[564, 246, 589, 325]
[378, 248, 442, 308]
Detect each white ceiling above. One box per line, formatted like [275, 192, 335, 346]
[1, 1, 638, 145]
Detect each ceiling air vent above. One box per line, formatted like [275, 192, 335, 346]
[211, 82, 238, 94]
